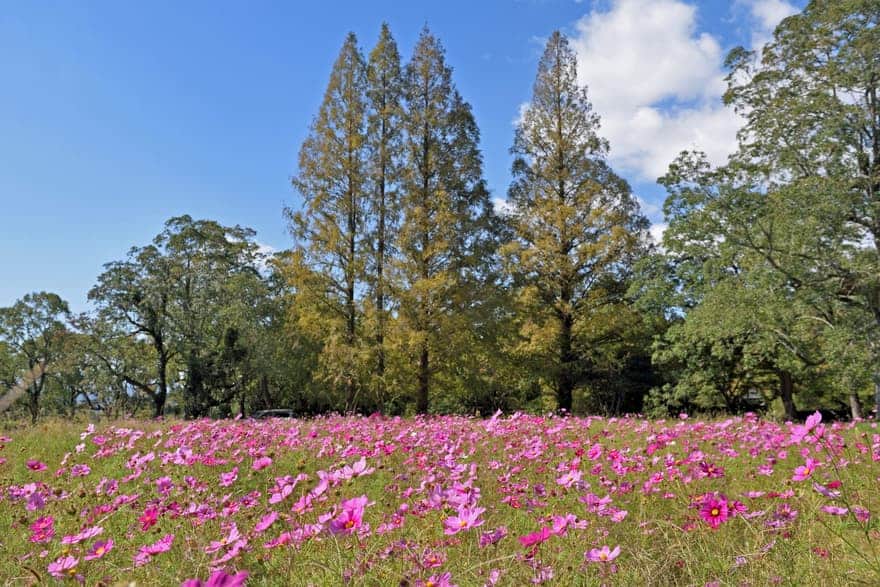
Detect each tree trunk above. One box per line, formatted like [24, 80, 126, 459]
[28, 387, 39, 424]
[874, 373, 880, 419]
[849, 392, 862, 420]
[375, 112, 387, 405]
[417, 343, 429, 414]
[154, 351, 168, 418]
[557, 313, 575, 413]
[779, 371, 796, 421]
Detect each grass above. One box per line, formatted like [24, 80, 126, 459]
[0, 413, 878, 586]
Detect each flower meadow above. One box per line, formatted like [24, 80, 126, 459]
[2, 412, 880, 586]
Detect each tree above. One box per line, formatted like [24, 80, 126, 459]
[720, 0, 880, 415]
[502, 31, 648, 413]
[397, 26, 495, 413]
[650, 2, 880, 418]
[91, 215, 269, 418]
[364, 23, 404, 405]
[288, 32, 369, 411]
[90, 243, 175, 417]
[0, 292, 70, 422]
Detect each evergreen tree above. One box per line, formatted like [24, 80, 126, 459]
[398, 27, 494, 413]
[503, 31, 648, 413]
[364, 24, 404, 406]
[288, 32, 369, 411]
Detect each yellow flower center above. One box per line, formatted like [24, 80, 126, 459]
[345, 520, 355, 529]
[600, 552, 608, 561]
[711, 508, 720, 517]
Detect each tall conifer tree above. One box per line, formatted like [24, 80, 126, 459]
[289, 33, 368, 410]
[398, 27, 493, 413]
[503, 31, 647, 413]
[365, 24, 404, 402]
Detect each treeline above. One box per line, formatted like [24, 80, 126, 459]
[2, 2, 879, 421]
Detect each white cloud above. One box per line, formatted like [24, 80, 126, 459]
[569, 0, 795, 182]
[492, 197, 516, 216]
[649, 222, 668, 246]
[635, 194, 661, 220]
[742, 0, 798, 49]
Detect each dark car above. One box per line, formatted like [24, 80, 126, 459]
[250, 409, 296, 420]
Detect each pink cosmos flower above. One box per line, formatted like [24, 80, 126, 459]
[518, 526, 552, 547]
[47, 555, 78, 578]
[792, 458, 820, 482]
[443, 506, 486, 535]
[29, 516, 55, 543]
[70, 463, 91, 477]
[206, 524, 242, 554]
[252, 456, 273, 471]
[329, 495, 370, 535]
[181, 570, 249, 587]
[27, 460, 47, 471]
[812, 481, 840, 499]
[134, 533, 175, 566]
[26, 492, 46, 511]
[791, 411, 823, 443]
[139, 505, 159, 531]
[821, 505, 849, 516]
[555, 469, 581, 488]
[586, 545, 621, 563]
[479, 526, 508, 547]
[61, 525, 103, 545]
[156, 476, 174, 495]
[254, 511, 279, 534]
[220, 467, 239, 487]
[417, 572, 455, 587]
[84, 539, 114, 561]
[700, 496, 729, 529]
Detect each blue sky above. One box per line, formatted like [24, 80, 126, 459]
[0, 0, 803, 312]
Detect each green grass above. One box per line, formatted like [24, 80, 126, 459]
[0, 414, 878, 586]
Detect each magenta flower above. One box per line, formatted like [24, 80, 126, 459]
[26, 459, 47, 471]
[47, 555, 78, 578]
[586, 545, 621, 563]
[134, 533, 175, 567]
[443, 506, 486, 535]
[417, 572, 455, 587]
[791, 411, 823, 443]
[220, 467, 239, 487]
[812, 482, 840, 499]
[821, 505, 849, 516]
[479, 526, 508, 548]
[700, 496, 729, 529]
[181, 570, 249, 587]
[254, 511, 279, 534]
[139, 505, 159, 531]
[793, 458, 820, 481]
[252, 456, 273, 471]
[70, 463, 91, 477]
[61, 525, 103, 545]
[84, 539, 114, 561]
[329, 495, 370, 535]
[518, 526, 552, 547]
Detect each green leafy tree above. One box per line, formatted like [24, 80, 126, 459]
[0, 292, 70, 422]
[649, 1, 880, 418]
[502, 31, 648, 413]
[91, 216, 269, 418]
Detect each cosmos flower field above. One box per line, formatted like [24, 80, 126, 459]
[2, 412, 879, 586]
